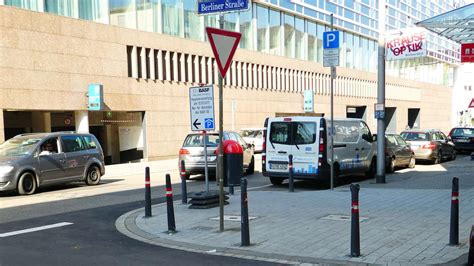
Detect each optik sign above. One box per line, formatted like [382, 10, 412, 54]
[197, 0, 249, 15]
[385, 28, 427, 60]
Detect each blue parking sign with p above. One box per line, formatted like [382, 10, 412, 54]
[204, 118, 214, 130]
[323, 31, 340, 49]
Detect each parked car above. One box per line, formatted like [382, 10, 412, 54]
[179, 131, 255, 179]
[239, 128, 265, 153]
[448, 127, 474, 154]
[400, 129, 456, 164]
[382, 133, 416, 172]
[262, 116, 376, 186]
[0, 132, 105, 195]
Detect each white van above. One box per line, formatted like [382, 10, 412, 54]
[262, 116, 377, 186]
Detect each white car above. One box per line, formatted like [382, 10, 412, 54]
[239, 128, 265, 153]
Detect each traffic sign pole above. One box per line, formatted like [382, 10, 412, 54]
[330, 14, 335, 190]
[218, 14, 225, 233]
[376, 0, 386, 184]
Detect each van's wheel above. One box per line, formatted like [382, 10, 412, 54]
[85, 165, 101, 186]
[387, 157, 395, 173]
[365, 158, 376, 178]
[246, 156, 255, 175]
[18, 172, 37, 195]
[408, 155, 416, 168]
[269, 176, 283, 186]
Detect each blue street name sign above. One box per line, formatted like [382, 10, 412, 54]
[88, 84, 103, 111]
[323, 31, 340, 49]
[197, 0, 249, 15]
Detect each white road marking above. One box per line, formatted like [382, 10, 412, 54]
[0, 222, 73, 238]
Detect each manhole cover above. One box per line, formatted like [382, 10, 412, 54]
[210, 215, 258, 222]
[320, 214, 369, 222]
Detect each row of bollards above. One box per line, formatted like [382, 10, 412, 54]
[144, 161, 250, 246]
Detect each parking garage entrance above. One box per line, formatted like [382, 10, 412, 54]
[346, 106, 367, 120]
[2, 110, 145, 165]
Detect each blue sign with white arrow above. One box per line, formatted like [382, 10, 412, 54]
[197, 0, 249, 15]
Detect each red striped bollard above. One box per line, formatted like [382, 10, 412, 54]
[449, 177, 459, 246]
[288, 154, 294, 192]
[144, 167, 152, 217]
[350, 183, 360, 257]
[180, 160, 188, 204]
[165, 174, 176, 234]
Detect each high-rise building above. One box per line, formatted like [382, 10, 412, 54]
[0, 0, 463, 161]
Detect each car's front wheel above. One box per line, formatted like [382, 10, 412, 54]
[85, 165, 101, 186]
[387, 157, 395, 173]
[433, 151, 442, 164]
[18, 172, 37, 195]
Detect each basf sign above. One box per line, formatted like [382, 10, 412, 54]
[461, 43, 474, 63]
[386, 28, 427, 61]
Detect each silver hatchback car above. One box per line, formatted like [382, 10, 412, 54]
[0, 132, 105, 195]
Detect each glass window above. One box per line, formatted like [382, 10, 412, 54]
[270, 122, 290, 144]
[307, 21, 317, 62]
[257, 5, 269, 53]
[334, 121, 360, 143]
[40, 138, 60, 154]
[162, 0, 183, 37]
[269, 8, 281, 55]
[295, 17, 305, 60]
[109, 0, 137, 29]
[79, 0, 108, 23]
[294, 122, 316, 145]
[82, 136, 98, 149]
[400, 132, 429, 141]
[184, 0, 202, 40]
[136, 0, 159, 33]
[45, 0, 77, 17]
[224, 12, 238, 31]
[240, 9, 253, 49]
[345, 32, 354, 68]
[394, 135, 407, 146]
[317, 24, 324, 63]
[61, 136, 86, 153]
[5, 0, 43, 11]
[386, 135, 398, 147]
[0, 136, 42, 156]
[284, 14, 295, 58]
[183, 134, 219, 147]
[344, 0, 354, 9]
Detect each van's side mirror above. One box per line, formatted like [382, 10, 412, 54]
[362, 133, 373, 143]
[372, 134, 377, 142]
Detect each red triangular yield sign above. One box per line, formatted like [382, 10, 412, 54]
[206, 27, 241, 78]
[469, 98, 474, 108]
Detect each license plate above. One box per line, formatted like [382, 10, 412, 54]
[456, 139, 469, 143]
[269, 163, 288, 170]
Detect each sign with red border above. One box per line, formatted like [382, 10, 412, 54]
[469, 98, 474, 108]
[206, 27, 241, 78]
[461, 43, 474, 63]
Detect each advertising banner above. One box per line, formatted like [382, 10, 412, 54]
[461, 43, 474, 63]
[386, 28, 427, 61]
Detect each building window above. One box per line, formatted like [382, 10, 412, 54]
[109, 0, 137, 30]
[257, 5, 269, 53]
[284, 14, 295, 58]
[269, 8, 281, 56]
[45, 0, 77, 17]
[295, 17, 305, 60]
[161, 0, 183, 37]
[240, 9, 253, 50]
[184, 0, 203, 41]
[307, 21, 317, 62]
[136, 0, 159, 33]
[5, 0, 43, 11]
[79, 0, 108, 23]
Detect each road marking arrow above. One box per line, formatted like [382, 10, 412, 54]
[193, 119, 201, 129]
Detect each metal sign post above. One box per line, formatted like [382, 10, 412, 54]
[323, 14, 340, 190]
[203, 130, 209, 192]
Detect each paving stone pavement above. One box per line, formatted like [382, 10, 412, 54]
[116, 156, 474, 265]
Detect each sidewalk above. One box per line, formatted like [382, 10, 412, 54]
[116, 157, 474, 265]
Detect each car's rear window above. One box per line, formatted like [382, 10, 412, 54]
[183, 134, 219, 147]
[240, 130, 262, 138]
[451, 128, 474, 137]
[400, 132, 429, 141]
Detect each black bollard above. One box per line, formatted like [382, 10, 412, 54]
[165, 174, 176, 233]
[145, 167, 152, 218]
[449, 177, 459, 246]
[350, 183, 360, 257]
[241, 178, 250, 246]
[180, 160, 188, 204]
[229, 185, 234, 195]
[288, 154, 294, 192]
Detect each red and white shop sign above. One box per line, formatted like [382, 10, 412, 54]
[461, 43, 474, 63]
[386, 28, 427, 61]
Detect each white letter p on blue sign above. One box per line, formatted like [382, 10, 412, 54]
[323, 31, 339, 49]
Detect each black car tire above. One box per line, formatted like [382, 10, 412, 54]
[408, 156, 416, 168]
[387, 157, 395, 173]
[85, 165, 101, 186]
[433, 151, 442, 164]
[269, 176, 283, 186]
[246, 156, 255, 175]
[18, 172, 37, 195]
[451, 150, 457, 161]
[365, 158, 376, 178]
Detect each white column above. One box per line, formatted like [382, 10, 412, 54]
[140, 48, 147, 79]
[75, 111, 89, 133]
[194, 55, 200, 84]
[157, 50, 164, 80]
[201, 56, 207, 84]
[207, 57, 213, 84]
[180, 53, 186, 82]
[173, 52, 179, 81]
[131, 46, 138, 78]
[149, 49, 155, 80]
[236, 62, 242, 87]
[43, 112, 51, 132]
[165, 51, 171, 81]
[242, 63, 248, 88]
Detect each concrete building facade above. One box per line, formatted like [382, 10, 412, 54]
[0, 1, 460, 162]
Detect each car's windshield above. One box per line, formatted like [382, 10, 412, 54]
[0, 136, 42, 156]
[183, 134, 220, 147]
[400, 132, 429, 141]
[451, 128, 474, 137]
[240, 130, 262, 138]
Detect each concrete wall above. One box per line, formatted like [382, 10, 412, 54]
[0, 6, 453, 159]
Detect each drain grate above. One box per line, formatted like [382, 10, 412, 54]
[320, 214, 369, 222]
[210, 215, 258, 222]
